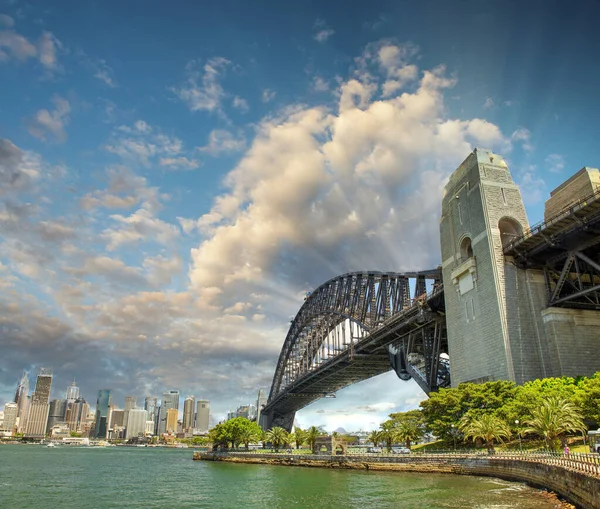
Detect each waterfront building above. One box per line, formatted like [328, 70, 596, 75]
[158, 390, 179, 435]
[65, 381, 79, 403]
[195, 400, 210, 432]
[145, 420, 154, 435]
[165, 408, 178, 433]
[1, 402, 18, 434]
[46, 399, 68, 433]
[123, 396, 136, 430]
[25, 368, 53, 438]
[126, 409, 147, 439]
[66, 397, 88, 432]
[94, 389, 112, 439]
[144, 397, 157, 424]
[183, 396, 195, 432]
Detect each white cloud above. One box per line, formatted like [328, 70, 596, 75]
[172, 57, 231, 114]
[312, 76, 329, 92]
[484, 97, 494, 109]
[511, 127, 533, 152]
[188, 47, 510, 312]
[105, 121, 194, 169]
[232, 96, 249, 112]
[0, 138, 41, 195]
[262, 88, 276, 103]
[545, 153, 565, 173]
[0, 27, 37, 61]
[198, 129, 246, 156]
[517, 166, 546, 204]
[158, 156, 200, 170]
[27, 95, 70, 142]
[93, 59, 117, 88]
[38, 31, 61, 72]
[313, 19, 334, 43]
[0, 14, 14, 28]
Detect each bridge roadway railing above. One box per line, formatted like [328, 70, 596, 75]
[503, 185, 600, 253]
[199, 449, 600, 477]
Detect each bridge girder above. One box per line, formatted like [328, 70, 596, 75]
[262, 270, 448, 430]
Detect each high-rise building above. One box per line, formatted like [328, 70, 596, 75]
[65, 381, 79, 403]
[158, 390, 179, 435]
[125, 409, 147, 439]
[1, 402, 18, 433]
[195, 399, 210, 432]
[14, 370, 29, 420]
[144, 397, 157, 424]
[94, 389, 112, 439]
[123, 396, 136, 430]
[65, 397, 87, 432]
[165, 408, 178, 433]
[182, 396, 195, 432]
[46, 399, 68, 433]
[256, 389, 267, 426]
[25, 368, 53, 438]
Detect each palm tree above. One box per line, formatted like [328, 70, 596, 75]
[380, 421, 397, 452]
[459, 413, 511, 454]
[524, 396, 585, 451]
[265, 427, 289, 452]
[394, 420, 423, 450]
[368, 430, 381, 447]
[306, 426, 322, 452]
[293, 427, 307, 449]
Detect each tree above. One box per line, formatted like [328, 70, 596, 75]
[573, 372, 600, 425]
[379, 421, 396, 452]
[293, 427, 307, 449]
[420, 381, 516, 440]
[385, 410, 424, 449]
[208, 417, 262, 449]
[265, 427, 289, 452]
[459, 413, 511, 454]
[306, 426, 323, 451]
[237, 421, 262, 450]
[367, 430, 381, 447]
[524, 396, 585, 451]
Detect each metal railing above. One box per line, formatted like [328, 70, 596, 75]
[198, 448, 600, 477]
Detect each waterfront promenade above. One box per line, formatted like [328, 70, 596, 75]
[194, 450, 600, 509]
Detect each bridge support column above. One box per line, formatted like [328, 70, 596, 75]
[259, 409, 295, 432]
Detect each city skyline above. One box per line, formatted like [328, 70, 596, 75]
[1, 0, 599, 430]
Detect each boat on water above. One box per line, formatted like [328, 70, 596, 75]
[46, 443, 56, 448]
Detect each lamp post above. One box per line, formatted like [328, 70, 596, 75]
[515, 420, 522, 452]
[451, 424, 456, 452]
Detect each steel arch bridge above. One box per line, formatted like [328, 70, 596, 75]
[260, 269, 449, 431]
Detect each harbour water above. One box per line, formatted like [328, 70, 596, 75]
[0, 445, 563, 508]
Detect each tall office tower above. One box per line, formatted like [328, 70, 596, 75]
[125, 409, 147, 439]
[182, 396, 195, 432]
[256, 389, 267, 425]
[25, 368, 53, 438]
[94, 389, 112, 439]
[158, 390, 179, 435]
[13, 370, 29, 417]
[165, 408, 178, 433]
[195, 400, 210, 432]
[46, 399, 68, 433]
[65, 397, 86, 431]
[144, 397, 157, 423]
[2, 402, 18, 433]
[65, 381, 79, 403]
[123, 396, 136, 429]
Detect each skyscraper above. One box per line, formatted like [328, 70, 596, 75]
[182, 396, 195, 432]
[94, 389, 112, 439]
[25, 368, 53, 438]
[14, 371, 30, 432]
[165, 408, 178, 433]
[65, 397, 87, 432]
[158, 390, 179, 435]
[195, 400, 210, 432]
[65, 381, 79, 403]
[46, 399, 68, 433]
[123, 396, 136, 430]
[2, 403, 18, 433]
[144, 397, 157, 424]
[125, 409, 147, 439]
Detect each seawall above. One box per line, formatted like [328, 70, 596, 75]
[193, 451, 600, 509]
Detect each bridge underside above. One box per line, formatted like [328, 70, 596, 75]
[261, 283, 448, 431]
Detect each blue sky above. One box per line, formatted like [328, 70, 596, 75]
[1, 0, 599, 430]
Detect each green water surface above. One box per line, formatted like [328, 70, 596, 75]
[0, 445, 561, 508]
